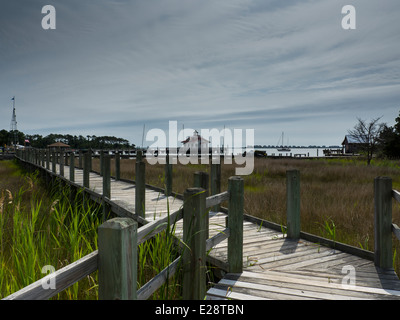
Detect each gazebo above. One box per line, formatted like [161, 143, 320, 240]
[47, 142, 71, 150]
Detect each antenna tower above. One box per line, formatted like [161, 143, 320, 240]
[10, 96, 18, 146]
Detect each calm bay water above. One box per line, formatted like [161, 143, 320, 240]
[255, 147, 342, 158]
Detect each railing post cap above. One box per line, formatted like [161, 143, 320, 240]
[99, 217, 137, 230]
[184, 187, 205, 195]
[228, 176, 243, 181]
[375, 176, 392, 181]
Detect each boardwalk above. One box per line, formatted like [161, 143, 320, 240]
[53, 162, 183, 222]
[202, 213, 400, 300]
[17, 157, 400, 300]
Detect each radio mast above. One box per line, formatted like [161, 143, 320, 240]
[10, 96, 18, 146]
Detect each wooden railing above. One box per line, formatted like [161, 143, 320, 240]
[374, 177, 400, 270]
[14, 148, 224, 221]
[282, 173, 399, 271]
[5, 148, 243, 300]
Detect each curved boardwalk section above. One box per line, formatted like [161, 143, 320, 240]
[14, 154, 400, 300]
[204, 213, 400, 300]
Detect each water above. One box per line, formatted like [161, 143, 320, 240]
[254, 147, 341, 158]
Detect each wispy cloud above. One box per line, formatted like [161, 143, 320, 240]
[1, 0, 399, 146]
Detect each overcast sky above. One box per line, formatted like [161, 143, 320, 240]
[1, 0, 399, 147]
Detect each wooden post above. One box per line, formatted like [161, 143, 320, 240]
[135, 150, 145, 218]
[60, 149, 64, 177]
[183, 187, 207, 300]
[69, 153, 75, 182]
[194, 171, 209, 195]
[210, 163, 221, 212]
[39, 149, 43, 167]
[165, 152, 172, 197]
[98, 217, 138, 300]
[194, 171, 209, 238]
[78, 151, 83, 169]
[88, 149, 92, 172]
[83, 152, 90, 188]
[228, 176, 244, 273]
[52, 151, 56, 173]
[286, 169, 300, 239]
[46, 150, 50, 170]
[100, 150, 104, 176]
[115, 152, 120, 181]
[103, 155, 111, 198]
[103, 155, 111, 221]
[374, 177, 393, 269]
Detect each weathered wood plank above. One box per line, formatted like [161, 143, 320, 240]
[137, 257, 180, 300]
[217, 278, 370, 300]
[206, 191, 229, 209]
[392, 223, 400, 242]
[224, 271, 400, 299]
[392, 189, 400, 204]
[3, 251, 98, 300]
[137, 208, 182, 244]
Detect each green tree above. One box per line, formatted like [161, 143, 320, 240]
[379, 111, 400, 158]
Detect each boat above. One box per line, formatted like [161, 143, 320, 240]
[277, 132, 291, 152]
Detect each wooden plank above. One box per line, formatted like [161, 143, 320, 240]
[246, 248, 341, 271]
[206, 287, 267, 300]
[137, 257, 180, 300]
[217, 278, 371, 300]
[211, 282, 317, 300]
[137, 208, 182, 244]
[206, 191, 229, 209]
[227, 271, 400, 299]
[392, 223, 400, 242]
[3, 251, 98, 300]
[392, 189, 400, 204]
[206, 228, 230, 251]
[270, 251, 349, 271]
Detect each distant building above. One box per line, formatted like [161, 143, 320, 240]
[47, 141, 71, 150]
[341, 135, 367, 154]
[181, 130, 209, 152]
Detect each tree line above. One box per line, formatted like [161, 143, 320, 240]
[0, 130, 135, 150]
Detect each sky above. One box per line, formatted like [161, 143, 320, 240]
[1, 0, 400, 147]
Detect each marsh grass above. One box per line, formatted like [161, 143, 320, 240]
[1, 160, 184, 300]
[0, 160, 103, 299]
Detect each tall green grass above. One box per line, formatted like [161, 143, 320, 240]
[0, 163, 102, 299]
[1, 160, 185, 300]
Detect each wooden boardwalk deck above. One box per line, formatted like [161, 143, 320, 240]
[53, 162, 183, 221]
[30, 161, 400, 300]
[202, 213, 400, 300]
